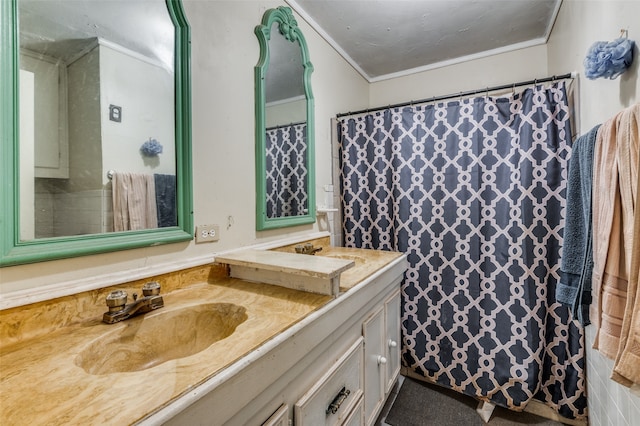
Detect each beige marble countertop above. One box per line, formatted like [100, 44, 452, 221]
[0, 279, 330, 426]
[0, 245, 404, 426]
[323, 247, 404, 291]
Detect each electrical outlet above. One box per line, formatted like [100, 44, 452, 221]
[195, 224, 220, 243]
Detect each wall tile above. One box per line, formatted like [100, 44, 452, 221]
[585, 324, 640, 425]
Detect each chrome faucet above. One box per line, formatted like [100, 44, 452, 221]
[295, 243, 323, 255]
[102, 281, 164, 324]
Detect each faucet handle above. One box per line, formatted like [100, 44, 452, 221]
[142, 281, 161, 296]
[106, 290, 127, 311]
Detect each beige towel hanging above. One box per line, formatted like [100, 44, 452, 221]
[592, 103, 640, 386]
[112, 172, 158, 231]
[591, 110, 627, 359]
[612, 104, 640, 386]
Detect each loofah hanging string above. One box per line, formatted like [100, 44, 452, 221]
[584, 35, 635, 80]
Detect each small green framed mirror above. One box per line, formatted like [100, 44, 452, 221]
[254, 6, 315, 230]
[0, 0, 193, 267]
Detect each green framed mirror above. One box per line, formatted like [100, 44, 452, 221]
[254, 6, 315, 231]
[0, 0, 193, 267]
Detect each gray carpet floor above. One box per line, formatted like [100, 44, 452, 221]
[382, 377, 567, 426]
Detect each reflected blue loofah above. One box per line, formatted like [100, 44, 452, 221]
[584, 38, 635, 80]
[140, 138, 163, 157]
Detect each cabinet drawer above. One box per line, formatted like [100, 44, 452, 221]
[342, 395, 363, 426]
[262, 403, 288, 426]
[295, 338, 364, 426]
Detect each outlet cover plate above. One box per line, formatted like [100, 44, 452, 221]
[195, 224, 220, 243]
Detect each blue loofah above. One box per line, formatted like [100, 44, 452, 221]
[140, 138, 163, 157]
[584, 37, 635, 80]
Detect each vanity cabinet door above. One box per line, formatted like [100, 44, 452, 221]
[384, 289, 401, 393]
[363, 306, 385, 425]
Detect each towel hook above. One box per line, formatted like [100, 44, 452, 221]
[620, 28, 628, 39]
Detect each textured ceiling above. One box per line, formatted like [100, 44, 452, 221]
[19, 0, 174, 68]
[287, 0, 561, 81]
[19, 1, 562, 92]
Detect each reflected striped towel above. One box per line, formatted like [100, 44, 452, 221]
[112, 172, 158, 231]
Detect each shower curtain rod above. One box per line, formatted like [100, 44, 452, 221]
[266, 120, 306, 131]
[336, 72, 576, 119]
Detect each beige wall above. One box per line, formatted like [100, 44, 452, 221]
[0, 1, 368, 296]
[547, 0, 639, 134]
[369, 44, 548, 107]
[546, 1, 640, 424]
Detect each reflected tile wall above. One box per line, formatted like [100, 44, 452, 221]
[34, 184, 54, 238]
[54, 190, 103, 236]
[102, 187, 113, 232]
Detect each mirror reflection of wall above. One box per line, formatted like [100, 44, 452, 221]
[18, 0, 177, 240]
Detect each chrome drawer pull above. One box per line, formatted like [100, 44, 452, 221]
[326, 386, 350, 415]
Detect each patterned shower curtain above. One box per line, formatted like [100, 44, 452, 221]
[265, 123, 308, 218]
[338, 82, 587, 419]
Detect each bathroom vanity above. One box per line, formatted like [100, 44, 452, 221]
[0, 240, 406, 426]
[160, 245, 405, 426]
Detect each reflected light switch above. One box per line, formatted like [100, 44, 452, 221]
[109, 104, 122, 122]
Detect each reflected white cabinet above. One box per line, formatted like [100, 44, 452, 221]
[20, 51, 69, 179]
